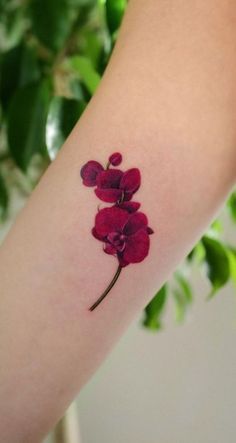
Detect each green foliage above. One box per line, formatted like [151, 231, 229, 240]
[46, 96, 86, 159]
[0, 0, 235, 332]
[173, 272, 193, 323]
[228, 192, 236, 223]
[0, 172, 8, 221]
[143, 231, 236, 330]
[0, 43, 40, 110]
[143, 285, 167, 331]
[202, 236, 230, 297]
[227, 248, 236, 287]
[0, 0, 106, 196]
[29, 0, 77, 53]
[106, 0, 127, 35]
[7, 79, 52, 170]
[68, 55, 101, 94]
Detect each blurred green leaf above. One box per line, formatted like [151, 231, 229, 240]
[227, 247, 236, 287]
[210, 219, 222, 234]
[67, 0, 95, 6]
[0, 43, 40, 110]
[228, 191, 236, 223]
[68, 55, 101, 95]
[69, 78, 87, 101]
[79, 29, 104, 68]
[0, 45, 22, 109]
[0, 172, 8, 221]
[46, 96, 86, 160]
[187, 240, 205, 263]
[143, 285, 167, 330]
[202, 236, 230, 297]
[7, 79, 52, 171]
[0, 2, 27, 51]
[19, 45, 41, 87]
[173, 290, 185, 323]
[173, 272, 193, 323]
[29, 0, 75, 52]
[175, 272, 193, 303]
[106, 0, 127, 35]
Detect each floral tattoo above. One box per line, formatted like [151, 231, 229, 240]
[80, 152, 154, 311]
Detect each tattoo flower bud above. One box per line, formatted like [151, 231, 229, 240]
[109, 152, 122, 166]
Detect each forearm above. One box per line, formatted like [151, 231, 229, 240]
[1, 0, 236, 441]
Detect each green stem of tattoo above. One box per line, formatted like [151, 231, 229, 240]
[89, 265, 122, 311]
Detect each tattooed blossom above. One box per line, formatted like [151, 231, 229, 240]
[80, 152, 154, 311]
[108, 152, 122, 166]
[80, 159, 141, 203]
[92, 206, 153, 267]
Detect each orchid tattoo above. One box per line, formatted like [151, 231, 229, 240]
[80, 152, 154, 311]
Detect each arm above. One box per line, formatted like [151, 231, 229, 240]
[0, 0, 236, 441]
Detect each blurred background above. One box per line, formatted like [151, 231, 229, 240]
[0, 1, 236, 442]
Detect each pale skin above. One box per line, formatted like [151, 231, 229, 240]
[1, 0, 236, 441]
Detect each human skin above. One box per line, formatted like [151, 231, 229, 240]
[0, 0, 236, 441]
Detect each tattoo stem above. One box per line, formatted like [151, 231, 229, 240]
[89, 265, 122, 311]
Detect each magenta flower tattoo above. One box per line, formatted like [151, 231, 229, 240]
[80, 152, 154, 311]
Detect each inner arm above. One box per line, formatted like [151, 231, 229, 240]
[0, 0, 236, 441]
